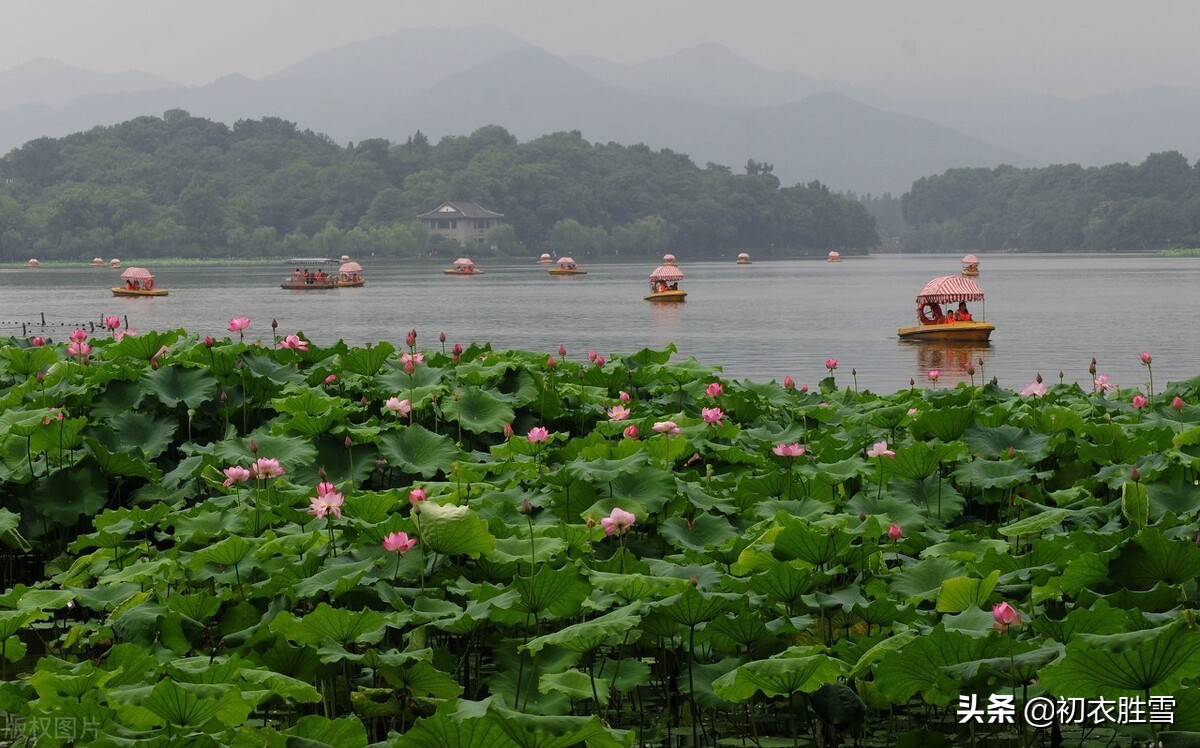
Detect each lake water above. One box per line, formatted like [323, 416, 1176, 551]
[2, 254, 1198, 393]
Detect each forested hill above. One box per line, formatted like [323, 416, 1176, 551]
[0, 111, 878, 261]
[901, 151, 1200, 252]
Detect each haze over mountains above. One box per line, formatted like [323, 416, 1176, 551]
[0, 25, 1196, 194]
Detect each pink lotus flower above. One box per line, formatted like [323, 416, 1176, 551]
[772, 443, 806, 457]
[1020, 380, 1048, 398]
[866, 440, 895, 459]
[222, 465, 251, 487]
[608, 404, 631, 421]
[385, 397, 411, 416]
[105, 315, 121, 331]
[907, 408, 918, 416]
[279, 335, 309, 352]
[115, 329, 133, 341]
[825, 358, 838, 373]
[307, 487, 345, 520]
[546, 355, 556, 368]
[927, 369, 940, 382]
[403, 360, 415, 375]
[406, 329, 417, 347]
[558, 344, 567, 357]
[706, 382, 723, 398]
[1094, 373, 1111, 393]
[69, 329, 88, 344]
[800, 384, 809, 393]
[594, 354, 606, 367]
[503, 423, 514, 438]
[251, 457, 285, 480]
[30, 337, 45, 347]
[1141, 351, 1153, 366]
[400, 351, 424, 366]
[652, 421, 681, 436]
[1173, 396, 1185, 411]
[887, 523, 903, 540]
[408, 487, 427, 505]
[66, 341, 91, 357]
[452, 343, 463, 356]
[527, 426, 550, 443]
[227, 316, 250, 334]
[619, 391, 631, 403]
[324, 374, 337, 385]
[382, 531, 418, 553]
[1132, 394, 1147, 409]
[587, 349, 597, 362]
[992, 602, 1022, 633]
[783, 375, 795, 390]
[623, 424, 639, 440]
[600, 507, 636, 536]
[701, 407, 724, 425]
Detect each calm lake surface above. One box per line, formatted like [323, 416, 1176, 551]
[2, 254, 1198, 393]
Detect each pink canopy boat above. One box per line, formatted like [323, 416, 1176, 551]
[646, 262, 686, 302]
[113, 266, 167, 297]
[962, 254, 980, 276]
[898, 275, 992, 341]
[444, 257, 484, 275]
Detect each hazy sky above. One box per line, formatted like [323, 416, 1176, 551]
[3, 0, 1199, 97]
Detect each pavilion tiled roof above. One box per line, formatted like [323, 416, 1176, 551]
[418, 201, 505, 220]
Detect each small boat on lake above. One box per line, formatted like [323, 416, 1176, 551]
[736, 252, 752, 265]
[538, 253, 552, 264]
[645, 255, 686, 302]
[91, 257, 104, 268]
[282, 258, 338, 290]
[110, 258, 121, 268]
[898, 275, 993, 342]
[827, 251, 842, 263]
[338, 260, 365, 287]
[26, 258, 39, 268]
[444, 258, 484, 275]
[112, 267, 168, 297]
[548, 257, 586, 276]
[961, 254, 980, 276]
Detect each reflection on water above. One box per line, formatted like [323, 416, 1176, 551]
[904, 341, 994, 386]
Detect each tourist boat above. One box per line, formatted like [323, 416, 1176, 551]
[91, 257, 104, 268]
[736, 252, 752, 265]
[443, 258, 484, 275]
[26, 258, 39, 268]
[827, 251, 842, 263]
[110, 258, 121, 268]
[961, 254, 980, 276]
[645, 256, 686, 302]
[547, 257, 586, 276]
[897, 275, 993, 341]
[337, 260, 365, 287]
[112, 267, 168, 297]
[538, 253, 552, 264]
[282, 258, 338, 290]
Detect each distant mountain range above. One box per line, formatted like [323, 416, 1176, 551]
[1, 26, 1197, 194]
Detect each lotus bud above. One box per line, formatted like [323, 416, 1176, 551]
[187, 408, 195, 420]
[558, 344, 567, 357]
[800, 384, 809, 392]
[204, 336, 214, 348]
[991, 376, 999, 385]
[578, 370, 585, 379]
[219, 390, 228, 402]
[783, 375, 795, 389]
[324, 374, 337, 385]
[318, 466, 326, 479]
[249, 440, 259, 454]
[585, 516, 596, 528]
[406, 329, 417, 347]
[1173, 396, 1185, 411]
[519, 499, 532, 514]
[36, 371, 44, 384]
[344, 436, 353, 448]
[1035, 372, 1043, 384]
[966, 362, 975, 375]
[852, 368, 857, 376]
[359, 395, 368, 406]
[439, 331, 446, 343]
[375, 459, 387, 469]
[686, 517, 695, 530]
[1195, 531, 1200, 547]
[1130, 467, 1140, 482]
[689, 576, 699, 587]
[1089, 358, 1097, 375]
[271, 318, 278, 330]
[404, 360, 415, 375]
[909, 378, 915, 387]
[858, 511, 867, 521]
[546, 355, 556, 368]
[503, 423, 514, 438]
[1008, 446, 1016, 459]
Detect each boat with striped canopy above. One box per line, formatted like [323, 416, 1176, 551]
[961, 254, 980, 276]
[645, 257, 686, 302]
[898, 275, 992, 341]
[736, 252, 752, 265]
[337, 260, 365, 287]
[282, 258, 338, 290]
[112, 266, 168, 297]
[443, 257, 484, 275]
[547, 257, 586, 276]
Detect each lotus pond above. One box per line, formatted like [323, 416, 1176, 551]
[1, 327, 1200, 747]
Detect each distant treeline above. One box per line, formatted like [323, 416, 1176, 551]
[901, 152, 1200, 252]
[0, 110, 879, 261]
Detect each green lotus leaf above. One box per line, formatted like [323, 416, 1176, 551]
[338, 341, 396, 377]
[813, 457, 870, 485]
[292, 558, 375, 600]
[272, 603, 387, 647]
[29, 416, 86, 455]
[657, 586, 739, 627]
[141, 364, 218, 408]
[1039, 620, 1200, 697]
[660, 513, 737, 553]
[1031, 601, 1127, 643]
[586, 570, 692, 603]
[288, 436, 378, 487]
[512, 565, 590, 620]
[486, 536, 567, 566]
[1122, 480, 1150, 528]
[712, 653, 847, 702]
[964, 424, 1052, 461]
[83, 437, 163, 481]
[912, 406, 974, 441]
[417, 501, 495, 558]
[1109, 527, 1200, 589]
[242, 353, 304, 386]
[138, 679, 252, 728]
[213, 432, 318, 470]
[890, 556, 967, 602]
[772, 521, 854, 567]
[935, 570, 1001, 613]
[564, 453, 646, 484]
[282, 716, 369, 748]
[1147, 480, 1200, 517]
[872, 625, 1007, 705]
[523, 606, 642, 656]
[378, 424, 462, 478]
[382, 660, 464, 699]
[998, 508, 1067, 537]
[442, 386, 515, 434]
[953, 458, 1034, 490]
[540, 669, 609, 705]
[886, 441, 941, 481]
[105, 411, 178, 458]
[0, 344, 58, 377]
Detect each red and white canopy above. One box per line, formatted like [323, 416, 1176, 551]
[339, 261, 362, 273]
[650, 264, 684, 282]
[828, 251, 841, 259]
[120, 267, 154, 281]
[540, 253, 552, 260]
[453, 258, 475, 268]
[737, 252, 750, 260]
[962, 254, 979, 264]
[916, 275, 984, 304]
[662, 253, 677, 264]
[556, 257, 576, 267]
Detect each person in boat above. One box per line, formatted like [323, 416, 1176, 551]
[125, 280, 133, 290]
[955, 302, 973, 322]
[669, 282, 678, 290]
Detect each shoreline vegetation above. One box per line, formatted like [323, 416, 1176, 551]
[0, 328, 1197, 744]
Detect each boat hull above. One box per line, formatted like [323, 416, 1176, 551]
[736, 260, 752, 265]
[337, 280, 365, 287]
[111, 288, 168, 297]
[443, 269, 485, 275]
[547, 268, 587, 275]
[898, 321, 994, 341]
[644, 290, 687, 302]
[281, 282, 336, 290]
[962, 269, 980, 276]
